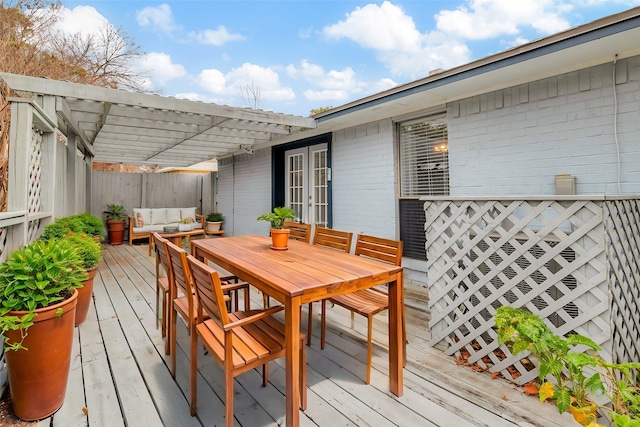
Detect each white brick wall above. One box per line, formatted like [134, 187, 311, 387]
[331, 120, 399, 240]
[217, 149, 272, 236]
[449, 56, 640, 196]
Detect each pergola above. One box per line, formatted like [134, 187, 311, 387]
[0, 73, 317, 167]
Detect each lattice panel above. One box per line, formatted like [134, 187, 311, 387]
[0, 228, 7, 261]
[425, 199, 610, 385]
[606, 199, 640, 365]
[26, 127, 43, 243]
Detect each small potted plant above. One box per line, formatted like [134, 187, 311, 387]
[205, 212, 223, 233]
[104, 204, 127, 245]
[0, 238, 85, 420]
[179, 216, 194, 231]
[257, 207, 296, 250]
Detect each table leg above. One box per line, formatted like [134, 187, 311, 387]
[388, 272, 404, 396]
[285, 296, 301, 427]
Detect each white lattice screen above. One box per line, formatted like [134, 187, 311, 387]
[27, 127, 43, 244]
[423, 197, 640, 385]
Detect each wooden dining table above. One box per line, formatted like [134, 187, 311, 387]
[191, 234, 404, 427]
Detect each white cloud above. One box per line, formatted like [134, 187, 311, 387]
[136, 4, 177, 33]
[189, 26, 245, 46]
[324, 1, 422, 52]
[286, 60, 397, 103]
[435, 0, 571, 39]
[136, 52, 187, 86]
[197, 63, 295, 106]
[54, 6, 110, 36]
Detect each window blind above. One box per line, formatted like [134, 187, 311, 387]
[399, 117, 449, 196]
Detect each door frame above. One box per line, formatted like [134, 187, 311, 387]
[272, 133, 332, 227]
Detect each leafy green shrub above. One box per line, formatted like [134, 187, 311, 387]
[56, 216, 85, 233]
[0, 239, 86, 350]
[75, 213, 104, 237]
[40, 221, 72, 241]
[66, 232, 102, 270]
[206, 212, 223, 222]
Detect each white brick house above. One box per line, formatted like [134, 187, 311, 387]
[216, 8, 640, 294]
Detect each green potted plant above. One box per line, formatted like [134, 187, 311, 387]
[0, 238, 85, 420]
[205, 212, 223, 233]
[104, 204, 127, 245]
[65, 232, 102, 326]
[178, 216, 194, 231]
[495, 306, 605, 426]
[257, 207, 296, 250]
[75, 213, 105, 241]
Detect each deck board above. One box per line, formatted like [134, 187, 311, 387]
[49, 243, 572, 427]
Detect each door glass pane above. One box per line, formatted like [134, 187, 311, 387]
[287, 153, 304, 221]
[312, 149, 328, 227]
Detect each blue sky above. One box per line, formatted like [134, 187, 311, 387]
[58, 0, 640, 116]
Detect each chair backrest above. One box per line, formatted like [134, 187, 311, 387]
[166, 240, 197, 319]
[283, 221, 311, 243]
[153, 232, 171, 274]
[312, 227, 353, 253]
[187, 254, 230, 326]
[354, 234, 403, 266]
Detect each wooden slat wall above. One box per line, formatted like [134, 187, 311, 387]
[90, 171, 213, 219]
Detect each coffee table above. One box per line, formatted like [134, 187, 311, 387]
[148, 229, 206, 255]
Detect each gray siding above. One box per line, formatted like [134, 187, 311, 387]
[448, 56, 640, 196]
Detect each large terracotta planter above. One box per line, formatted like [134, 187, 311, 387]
[4, 289, 78, 421]
[107, 219, 125, 245]
[270, 228, 290, 250]
[75, 267, 97, 326]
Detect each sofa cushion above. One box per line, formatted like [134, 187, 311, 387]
[133, 208, 151, 227]
[181, 207, 197, 223]
[166, 208, 182, 224]
[133, 224, 166, 233]
[151, 208, 167, 225]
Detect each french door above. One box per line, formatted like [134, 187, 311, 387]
[285, 144, 328, 227]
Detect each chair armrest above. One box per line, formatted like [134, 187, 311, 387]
[221, 281, 250, 292]
[195, 214, 205, 228]
[223, 306, 284, 331]
[128, 215, 134, 232]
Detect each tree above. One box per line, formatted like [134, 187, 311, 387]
[240, 80, 265, 110]
[0, 0, 145, 90]
[310, 106, 333, 115]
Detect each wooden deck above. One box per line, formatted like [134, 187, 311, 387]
[41, 243, 573, 427]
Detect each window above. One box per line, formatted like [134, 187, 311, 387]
[399, 116, 449, 196]
[398, 115, 449, 259]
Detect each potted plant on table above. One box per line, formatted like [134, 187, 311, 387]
[0, 238, 85, 420]
[104, 204, 127, 245]
[205, 212, 223, 233]
[257, 207, 296, 250]
[178, 216, 194, 232]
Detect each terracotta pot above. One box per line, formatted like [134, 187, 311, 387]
[569, 401, 598, 426]
[4, 289, 78, 421]
[270, 228, 290, 250]
[75, 267, 98, 326]
[107, 219, 125, 245]
[206, 221, 222, 232]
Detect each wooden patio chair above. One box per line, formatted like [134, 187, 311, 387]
[283, 220, 311, 243]
[166, 240, 254, 378]
[187, 254, 307, 422]
[152, 233, 171, 346]
[306, 227, 353, 346]
[320, 234, 405, 384]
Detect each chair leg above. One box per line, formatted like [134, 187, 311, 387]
[161, 290, 168, 338]
[350, 311, 355, 329]
[170, 306, 177, 376]
[320, 300, 327, 350]
[306, 303, 313, 346]
[366, 315, 373, 385]
[225, 365, 234, 427]
[243, 287, 250, 311]
[190, 327, 198, 416]
[263, 293, 270, 308]
[262, 363, 269, 387]
[155, 284, 160, 330]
